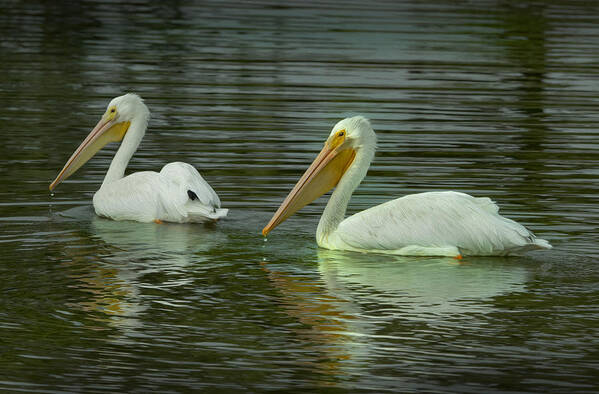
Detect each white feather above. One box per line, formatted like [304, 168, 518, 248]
[330, 191, 548, 256]
[93, 162, 227, 223]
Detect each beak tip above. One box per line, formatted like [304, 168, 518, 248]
[261, 227, 269, 237]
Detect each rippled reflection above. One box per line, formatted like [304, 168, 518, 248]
[59, 207, 226, 338]
[261, 249, 529, 385]
[316, 250, 529, 320]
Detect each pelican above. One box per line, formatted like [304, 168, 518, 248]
[49, 94, 227, 223]
[262, 116, 551, 257]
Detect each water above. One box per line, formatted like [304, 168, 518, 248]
[1, 1, 598, 392]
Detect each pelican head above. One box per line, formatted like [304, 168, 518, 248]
[328, 116, 376, 150]
[49, 93, 150, 191]
[262, 116, 376, 236]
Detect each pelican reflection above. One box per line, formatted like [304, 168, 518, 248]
[63, 215, 226, 338]
[261, 249, 530, 384]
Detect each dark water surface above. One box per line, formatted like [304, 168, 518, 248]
[1, 1, 598, 392]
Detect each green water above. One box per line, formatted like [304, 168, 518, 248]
[1, 1, 598, 392]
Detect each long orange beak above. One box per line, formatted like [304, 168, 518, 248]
[262, 141, 355, 236]
[49, 115, 130, 191]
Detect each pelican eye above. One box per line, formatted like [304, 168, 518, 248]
[106, 106, 117, 119]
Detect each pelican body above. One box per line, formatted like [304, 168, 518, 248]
[262, 116, 551, 257]
[50, 94, 227, 223]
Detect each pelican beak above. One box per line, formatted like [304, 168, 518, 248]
[49, 114, 130, 191]
[262, 135, 356, 236]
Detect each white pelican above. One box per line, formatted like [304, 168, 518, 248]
[49, 93, 227, 223]
[262, 116, 551, 257]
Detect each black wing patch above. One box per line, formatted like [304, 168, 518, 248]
[187, 190, 198, 201]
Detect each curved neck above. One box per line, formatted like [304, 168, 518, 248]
[101, 118, 147, 187]
[316, 145, 374, 242]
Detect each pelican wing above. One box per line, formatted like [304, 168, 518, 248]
[158, 162, 227, 221]
[336, 191, 550, 255]
[93, 162, 227, 223]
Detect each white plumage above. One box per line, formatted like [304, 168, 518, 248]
[50, 94, 227, 223]
[330, 191, 551, 256]
[263, 116, 551, 257]
[93, 161, 226, 223]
